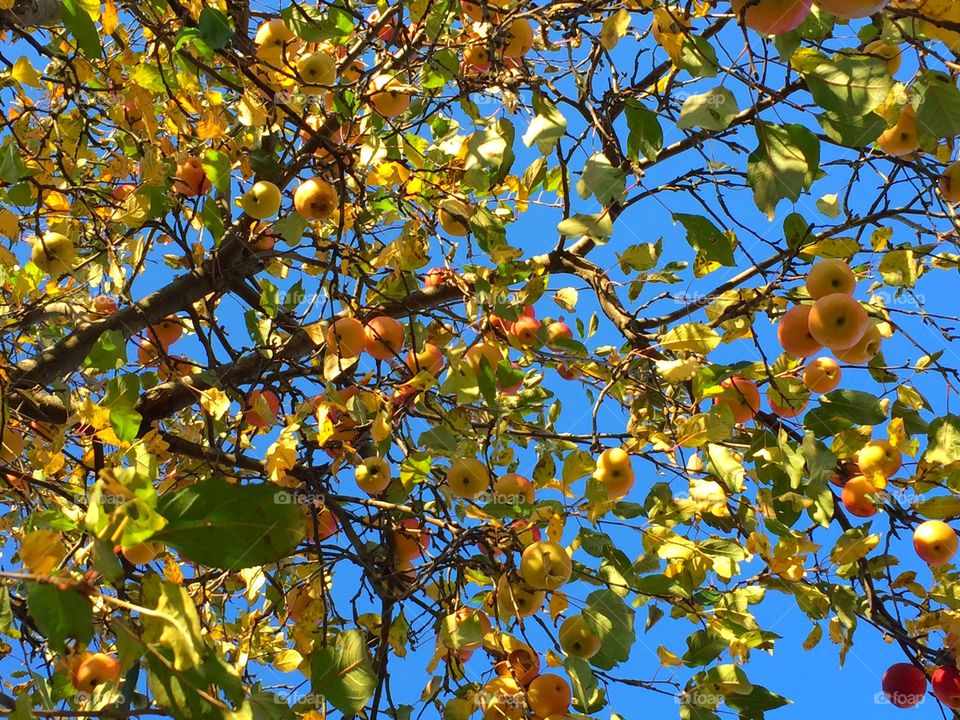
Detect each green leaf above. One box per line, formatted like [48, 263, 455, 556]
[682, 629, 726, 667]
[673, 213, 735, 266]
[577, 153, 626, 206]
[818, 111, 886, 148]
[583, 589, 635, 669]
[724, 684, 791, 718]
[202, 149, 232, 195]
[62, 0, 103, 58]
[793, 49, 891, 116]
[84, 330, 127, 372]
[678, 35, 718, 78]
[557, 213, 613, 241]
[197, 8, 233, 50]
[677, 88, 738, 131]
[565, 657, 605, 713]
[914, 495, 960, 519]
[624, 100, 663, 161]
[141, 574, 206, 672]
[154, 479, 304, 569]
[748, 122, 820, 218]
[311, 630, 377, 715]
[0, 145, 28, 184]
[926, 415, 960, 466]
[915, 70, 960, 139]
[522, 95, 567, 154]
[817, 388, 886, 424]
[27, 584, 93, 653]
[105, 375, 142, 442]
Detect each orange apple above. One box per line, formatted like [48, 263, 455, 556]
[493, 473, 535, 504]
[73, 653, 121, 693]
[802, 357, 841, 393]
[857, 439, 901, 485]
[393, 519, 430, 563]
[714, 377, 761, 423]
[296, 51, 336, 95]
[834, 323, 882, 364]
[461, 0, 511, 22]
[941, 161, 960, 203]
[545, 321, 573, 349]
[807, 293, 868, 350]
[510, 315, 541, 346]
[326, 316, 367, 358]
[464, 44, 492, 72]
[368, 74, 411, 118]
[495, 574, 545, 618]
[841, 475, 880, 518]
[501, 18, 534, 58]
[173, 156, 211, 196]
[92, 295, 118, 314]
[815, 0, 890, 18]
[464, 342, 506, 371]
[730, 0, 813, 34]
[479, 676, 525, 720]
[526, 673, 572, 718]
[294, 178, 338, 220]
[877, 105, 920, 156]
[364, 316, 405, 360]
[767, 379, 808, 418]
[777, 305, 823, 357]
[913, 520, 958, 566]
[406, 343, 444, 376]
[805, 259, 856, 298]
[147, 317, 182, 349]
[304, 506, 338, 541]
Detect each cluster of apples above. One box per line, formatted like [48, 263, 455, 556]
[836, 438, 902, 517]
[135, 315, 199, 383]
[59, 652, 121, 695]
[730, 0, 891, 36]
[458, 0, 535, 74]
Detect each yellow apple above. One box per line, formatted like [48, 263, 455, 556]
[815, 0, 890, 18]
[592, 447, 634, 499]
[501, 18, 534, 58]
[296, 51, 337, 95]
[519, 540, 572, 591]
[841, 475, 880, 518]
[802, 356, 841, 393]
[368, 74, 411, 118]
[326, 316, 366, 358]
[877, 105, 920, 156]
[447, 457, 491, 499]
[857, 439, 901, 484]
[31, 232, 75, 275]
[558, 614, 601, 659]
[121, 541, 159, 565]
[834, 323, 882, 364]
[807, 293, 869, 350]
[438, 198, 472, 236]
[495, 574, 545, 618]
[294, 177, 338, 220]
[479, 676, 525, 720]
[355, 456, 391, 494]
[863, 38, 902, 74]
[493, 473, 535, 504]
[241, 181, 282, 220]
[254, 19, 299, 64]
[941, 161, 960, 203]
[406, 343, 444, 376]
[914, 520, 958, 565]
[73, 653, 121, 693]
[805, 258, 856, 298]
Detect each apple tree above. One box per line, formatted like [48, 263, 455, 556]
[3, 0, 960, 718]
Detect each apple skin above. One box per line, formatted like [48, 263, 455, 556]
[406, 343, 444, 377]
[364, 316, 405, 361]
[520, 540, 572, 590]
[326, 316, 367, 358]
[495, 574, 545, 618]
[559, 614, 601, 659]
[464, 342, 505, 371]
[802, 357, 841, 393]
[840, 475, 880, 518]
[355, 456, 392, 494]
[173, 156, 211, 196]
[121, 541, 159, 565]
[148, 318, 183, 349]
[461, 0, 511, 23]
[304, 506, 338, 541]
[714, 377, 761, 423]
[296, 51, 336, 95]
[368, 74, 411, 118]
[593, 447, 635, 499]
[527, 673, 572, 718]
[393, 519, 430, 564]
[941, 161, 960, 203]
[438, 198, 472, 236]
[447, 457, 490, 499]
[882, 663, 926, 709]
[730, 0, 813, 35]
[245, 389, 280, 428]
[510, 315, 541, 346]
[815, 0, 890, 18]
[857, 439, 901, 485]
[464, 45, 492, 72]
[31, 232, 75, 275]
[294, 178, 338, 221]
[834, 324, 882, 364]
[877, 105, 920, 156]
[73, 653, 121, 693]
[808, 293, 869, 350]
[932, 666, 960, 709]
[241, 181, 282, 220]
[864, 39, 902, 74]
[92, 295, 118, 314]
[479, 676, 525, 720]
[546, 321, 573, 349]
[493, 473, 535, 504]
[777, 305, 823, 357]
[501, 18, 534, 58]
[806, 259, 856, 298]
[914, 520, 958, 566]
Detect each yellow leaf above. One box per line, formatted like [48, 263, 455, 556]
[0, 208, 18, 241]
[830, 532, 880, 565]
[163, 556, 184, 585]
[266, 429, 299, 484]
[20, 529, 66, 574]
[371, 410, 392, 443]
[11, 57, 41, 88]
[238, 92, 267, 127]
[199, 388, 231, 420]
[273, 648, 303, 672]
[657, 645, 683, 667]
[315, 404, 335, 446]
[658, 323, 721, 353]
[554, 287, 578, 311]
[102, 0, 119, 34]
[548, 591, 568, 620]
[600, 9, 631, 50]
[547, 514, 564, 542]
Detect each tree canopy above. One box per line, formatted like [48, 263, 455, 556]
[4, 0, 960, 718]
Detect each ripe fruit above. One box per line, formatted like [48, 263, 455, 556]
[424, 267, 449, 288]
[834, 323, 882, 364]
[806, 259, 856, 298]
[808, 293, 868, 350]
[147, 318, 182, 348]
[864, 39, 902, 74]
[501, 18, 534, 58]
[495, 575, 545, 618]
[464, 45, 492, 72]
[714, 377, 761, 423]
[593, 447, 634, 499]
[464, 342, 505, 371]
[406, 343, 444, 376]
[914, 520, 958, 566]
[878, 105, 920, 156]
[31, 232, 75, 275]
[941, 161, 960, 202]
[526, 674, 572, 718]
[294, 178, 338, 220]
[932, 666, 960, 709]
[814, 0, 890, 18]
[510, 315, 541, 346]
[241, 181, 282, 219]
[841, 475, 880, 518]
[364, 316, 405, 361]
[355, 456, 392, 494]
[767, 379, 809, 419]
[438, 198, 472, 236]
[520, 540, 572, 591]
[857, 440, 901, 485]
[92, 295, 118, 313]
[493, 473, 535, 504]
[546, 321, 573, 349]
[368, 74, 411, 118]
[802, 357, 841, 393]
[479, 676, 525, 720]
[173, 156, 211, 196]
[777, 305, 822, 357]
[730, 0, 813, 35]
[393, 519, 430, 563]
[326, 317, 367, 358]
[73, 653, 121, 693]
[558, 615, 601, 659]
[121, 541, 159, 565]
[441, 607, 493, 652]
[882, 663, 926, 709]
[254, 19, 298, 63]
[245, 389, 280, 428]
[462, 0, 511, 23]
[447, 457, 491, 499]
[296, 51, 336, 94]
